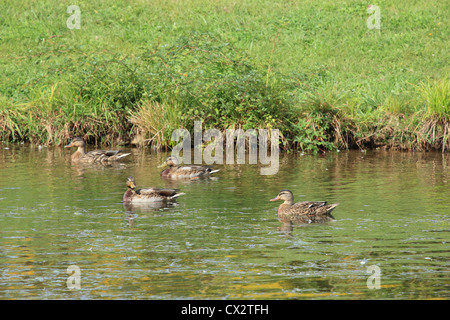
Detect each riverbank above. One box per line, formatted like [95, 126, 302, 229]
[0, 0, 448, 152]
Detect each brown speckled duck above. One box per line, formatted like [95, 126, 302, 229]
[158, 156, 219, 179]
[65, 137, 130, 163]
[270, 190, 338, 224]
[122, 176, 185, 203]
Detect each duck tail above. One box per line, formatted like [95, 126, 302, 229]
[327, 203, 339, 214]
[330, 203, 339, 207]
[115, 153, 131, 159]
[209, 169, 220, 174]
[171, 192, 186, 199]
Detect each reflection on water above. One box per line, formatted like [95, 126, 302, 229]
[0, 144, 449, 299]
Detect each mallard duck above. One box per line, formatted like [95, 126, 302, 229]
[270, 190, 338, 224]
[158, 156, 219, 179]
[122, 176, 185, 203]
[65, 137, 130, 163]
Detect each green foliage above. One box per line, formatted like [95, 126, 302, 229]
[129, 100, 182, 150]
[0, 0, 448, 152]
[73, 57, 145, 112]
[139, 32, 295, 131]
[418, 78, 450, 120]
[292, 111, 335, 153]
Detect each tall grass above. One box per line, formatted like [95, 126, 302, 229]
[419, 79, 450, 120]
[416, 79, 450, 152]
[129, 100, 182, 150]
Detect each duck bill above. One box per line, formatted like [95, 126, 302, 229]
[157, 162, 166, 168]
[270, 196, 280, 202]
[64, 142, 73, 148]
[129, 181, 136, 189]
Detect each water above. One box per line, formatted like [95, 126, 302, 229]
[0, 144, 449, 299]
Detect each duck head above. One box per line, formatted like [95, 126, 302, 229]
[65, 137, 85, 149]
[157, 156, 180, 168]
[126, 176, 136, 190]
[270, 190, 294, 205]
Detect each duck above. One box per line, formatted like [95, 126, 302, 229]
[270, 190, 338, 224]
[65, 137, 130, 163]
[158, 156, 219, 179]
[122, 176, 185, 203]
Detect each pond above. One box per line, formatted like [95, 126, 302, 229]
[0, 144, 448, 299]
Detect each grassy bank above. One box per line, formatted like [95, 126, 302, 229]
[0, 0, 448, 152]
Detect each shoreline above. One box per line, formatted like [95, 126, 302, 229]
[1, 1, 448, 153]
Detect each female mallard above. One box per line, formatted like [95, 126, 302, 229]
[270, 190, 338, 224]
[158, 156, 219, 179]
[65, 137, 130, 163]
[123, 176, 185, 203]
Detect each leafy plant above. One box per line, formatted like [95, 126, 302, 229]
[292, 111, 335, 153]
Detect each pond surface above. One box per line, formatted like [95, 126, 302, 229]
[0, 144, 449, 300]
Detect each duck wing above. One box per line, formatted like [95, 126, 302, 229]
[136, 188, 184, 199]
[179, 165, 209, 171]
[86, 149, 130, 161]
[177, 165, 218, 175]
[137, 188, 179, 197]
[280, 201, 338, 224]
[103, 150, 123, 157]
[290, 201, 328, 213]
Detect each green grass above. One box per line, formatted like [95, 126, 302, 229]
[418, 79, 450, 120]
[0, 0, 448, 151]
